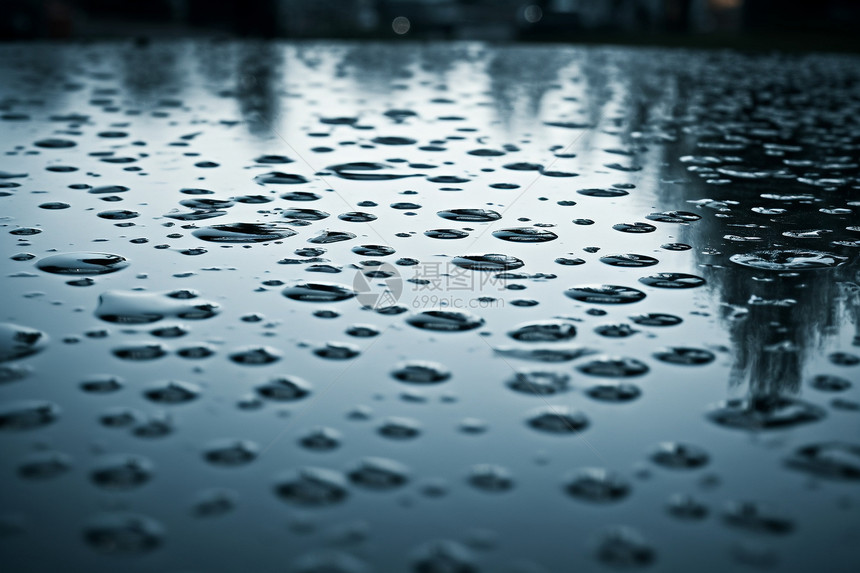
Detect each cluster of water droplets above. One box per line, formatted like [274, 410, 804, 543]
[0, 41, 857, 572]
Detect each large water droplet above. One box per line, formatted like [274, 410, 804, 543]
[283, 282, 356, 302]
[406, 310, 485, 332]
[565, 285, 646, 304]
[391, 361, 451, 384]
[192, 223, 296, 243]
[576, 356, 649, 377]
[452, 254, 524, 271]
[638, 273, 706, 289]
[526, 406, 589, 434]
[36, 253, 128, 275]
[730, 250, 847, 271]
[0, 323, 48, 363]
[565, 468, 630, 503]
[96, 291, 219, 324]
[650, 442, 710, 469]
[492, 228, 558, 243]
[707, 396, 826, 430]
[91, 454, 154, 490]
[784, 442, 860, 480]
[0, 400, 60, 430]
[203, 439, 259, 467]
[508, 320, 576, 342]
[347, 457, 410, 490]
[274, 467, 349, 506]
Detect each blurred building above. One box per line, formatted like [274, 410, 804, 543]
[1, 0, 859, 46]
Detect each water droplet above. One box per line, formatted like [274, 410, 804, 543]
[346, 324, 381, 337]
[298, 427, 342, 451]
[722, 501, 794, 535]
[526, 406, 589, 434]
[328, 162, 413, 181]
[98, 209, 138, 220]
[585, 382, 642, 403]
[314, 342, 360, 360]
[406, 310, 485, 332]
[646, 211, 701, 223]
[18, 451, 73, 480]
[508, 320, 576, 342]
[653, 347, 715, 366]
[96, 290, 219, 323]
[80, 375, 123, 394]
[424, 229, 469, 239]
[36, 252, 129, 275]
[492, 228, 558, 243]
[352, 245, 395, 257]
[650, 442, 710, 469]
[83, 513, 163, 554]
[785, 442, 860, 480]
[829, 352, 859, 366]
[274, 467, 349, 506]
[339, 211, 377, 222]
[284, 208, 330, 221]
[348, 457, 410, 490]
[112, 344, 168, 361]
[556, 257, 585, 266]
[565, 285, 646, 304]
[578, 187, 628, 198]
[504, 370, 568, 395]
[203, 439, 259, 467]
[0, 400, 60, 430]
[193, 223, 296, 243]
[810, 374, 852, 392]
[255, 154, 294, 164]
[593, 527, 655, 568]
[192, 488, 237, 518]
[91, 454, 154, 490]
[576, 356, 649, 377]
[229, 346, 282, 365]
[411, 540, 477, 573]
[666, 494, 709, 520]
[452, 254, 524, 271]
[707, 396, 826, 430]
[0, 323, 48, 362]
[467, 464, 514, 492]
[638, 273, 706, 289]
[613, 222, 656, 234]
[730, 250, 847, 271]
[378, 417, 422, 439]
[254, 172, 309, 185]
[630, 313, 682, 327]
[392, 361, 451, 384]
[594, 323, 638, 338]
[257, 376, 312, 401]
[283, 282, 356, 302]
[494, 346, 592, 362]
[565, 468, 630, 503]
[599, 254, 659, 268]
[35, 138, 76, 149]
[308, 230, 357, 244]
[436, 209, 502, 223]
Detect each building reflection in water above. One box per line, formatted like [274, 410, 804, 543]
[639, 52, 860, 399]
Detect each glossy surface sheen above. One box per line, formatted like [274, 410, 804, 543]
[0, 41, 858, 573]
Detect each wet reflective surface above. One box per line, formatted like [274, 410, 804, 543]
[1, 41, 858, 572]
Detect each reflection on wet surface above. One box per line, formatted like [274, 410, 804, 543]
[0, 41, 858, 572]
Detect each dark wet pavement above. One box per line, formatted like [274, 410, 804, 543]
[0, 41, 859, 572]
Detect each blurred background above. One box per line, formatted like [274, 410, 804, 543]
[1, 0, 859, 50]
